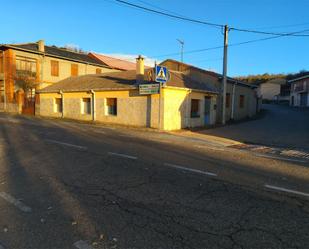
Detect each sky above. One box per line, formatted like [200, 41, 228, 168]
[0, 0, 308, 76]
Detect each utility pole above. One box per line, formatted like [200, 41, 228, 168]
[2, 50, 6, 111]
[177, 39, 184, 63]
[222, 25, 228, 125]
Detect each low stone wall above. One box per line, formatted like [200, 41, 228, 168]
[0, 102, 20, 113]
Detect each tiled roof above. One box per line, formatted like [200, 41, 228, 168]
[1, 43, 107, 67]
[89, 53, 138, 71]
[161, 59, 256, 88]
[287, 74, 309, 83]
[259, 78, 287, 85]
[38, 69, 218, 94]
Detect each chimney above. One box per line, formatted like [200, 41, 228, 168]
[38, 40, 45, 52]
[136, 55, 144, 84]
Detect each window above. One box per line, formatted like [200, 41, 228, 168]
[226, 93, 230, 108]
[15, 56, 37, 77]
[106, 98, 117, 116]
[81, 98, 91, 114]
[71, 64, 78, 76]
[54, 98, 62, 113]
[96, 68, 102, 74]
[239, 95, 245, 108]
[190, 99, 200, 118]
[51, 60, 59, 77]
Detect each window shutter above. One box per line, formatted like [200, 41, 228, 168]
[71, 64, 78, 76]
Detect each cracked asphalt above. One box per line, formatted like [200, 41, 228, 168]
[0, 113, 308, 249]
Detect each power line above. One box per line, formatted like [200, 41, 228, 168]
[151, 45, 223, 58]
[230, 28, 309, 46]
[115, 0, 223, 28]
[246, 22, 309, 30]
[136, 0, 187, 18]
[114, 0, 309, 37]
[230, 27, 309, 37]
[151, 28, 309, 59]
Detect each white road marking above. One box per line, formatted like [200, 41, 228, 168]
[45, 139, 87, 151]
[0, 192, 32, 213]
[73, 240, 93, 249]
[163, 163, 217, 177]
[256, 154, 307, 163]
[108, 152, 137, 160]
[92, 130, 106, 134]
[118, 134, 134, 137]
[194, 144, 225, 151]
[264, 184, 309, 198]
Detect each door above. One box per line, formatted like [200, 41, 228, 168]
[300, 93, 308, 107]
[204, 96, 211, 125]
[22, 97, 35, 115]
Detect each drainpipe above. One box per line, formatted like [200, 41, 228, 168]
[2, 50, 6, 111]
[186, 89, 191, 128]
[90, 89, 96, 121]
[59, 90, 64, 118]
[231, 83, 236, 120]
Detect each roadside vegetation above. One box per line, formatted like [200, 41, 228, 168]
[236, 70, 309, 85]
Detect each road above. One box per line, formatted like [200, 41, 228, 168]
[202, 104, 309, 150]
[0, 113, 308, 249]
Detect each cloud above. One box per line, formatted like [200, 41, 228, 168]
[99, 53, 159, 67]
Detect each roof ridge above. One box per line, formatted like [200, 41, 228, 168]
[5, 42, 37, 46]
[92, 53, 137, 64]
[46, 44, 89, 55]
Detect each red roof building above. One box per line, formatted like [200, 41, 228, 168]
[89, 53, 147, 71]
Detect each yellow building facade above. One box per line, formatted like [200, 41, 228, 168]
[38, 87, 217, 131]
[161, 59, 258, 122]
[37, 60, 218, 130]
[0, 40, 116, 113]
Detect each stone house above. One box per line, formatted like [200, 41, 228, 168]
[37, 56, 219, 130]
[0, 40, 116, 113]
[160, 59, 258, 122]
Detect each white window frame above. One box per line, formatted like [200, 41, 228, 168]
[81, 98, 91, 115]
[105, 98, 117, 116]
[54, 97, 62, 113]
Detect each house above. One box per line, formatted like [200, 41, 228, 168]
[0, 40, 117, 113]
[37, 56, 219, 130]
[289, 74, 309, 107]
[89, 53, 139, 71]
[160, 59, 258, 122]
[255, 78, 287, 102]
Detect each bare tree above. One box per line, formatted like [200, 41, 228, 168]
[15, 72, 39, 99]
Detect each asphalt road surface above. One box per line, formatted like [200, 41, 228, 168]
[0, 113, 308, 249]
[203, 104, 309, 150]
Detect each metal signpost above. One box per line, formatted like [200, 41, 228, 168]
[155, 65, 169, 130]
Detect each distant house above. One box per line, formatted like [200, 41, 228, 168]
[256, 78, 288, 102]
[89, 53, 150, 71]
[0, 40, 116, 113]
[289, 74, 309, 107]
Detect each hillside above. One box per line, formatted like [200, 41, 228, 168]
[235, 70, 309, 84]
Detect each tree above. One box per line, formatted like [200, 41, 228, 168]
[14, 72, 39, 99]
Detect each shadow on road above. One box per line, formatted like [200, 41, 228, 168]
[0, 116, 308, 248]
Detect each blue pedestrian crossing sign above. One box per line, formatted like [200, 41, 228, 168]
[155, 65, 169, 83]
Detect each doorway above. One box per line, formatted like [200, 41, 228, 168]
[204, 96, 211, 125]
[300, 93, 308, 107]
